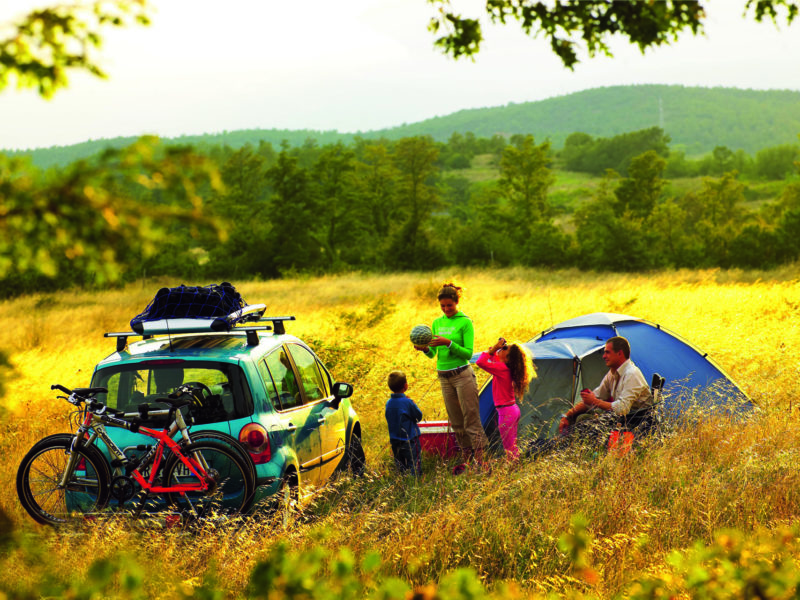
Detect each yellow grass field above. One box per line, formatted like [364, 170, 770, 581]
[1, 267, 799, 598]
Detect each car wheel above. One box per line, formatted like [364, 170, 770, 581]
[273, 472, 299, 529]
[344, 432, 366, 477]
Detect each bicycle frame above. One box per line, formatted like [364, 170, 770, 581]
[67, 402, 214, 496]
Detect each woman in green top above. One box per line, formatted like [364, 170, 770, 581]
[414, 282, 489, 472]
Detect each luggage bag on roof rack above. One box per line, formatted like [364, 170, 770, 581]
[130, 282, 265, 334]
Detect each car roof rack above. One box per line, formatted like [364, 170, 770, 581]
[105, 315, 296, 352]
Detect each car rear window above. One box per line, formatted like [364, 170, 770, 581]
[91, 360, 254, 423]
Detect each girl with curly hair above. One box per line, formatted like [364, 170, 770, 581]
[476, 337, 534, 461]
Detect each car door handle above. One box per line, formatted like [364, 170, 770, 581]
[286, 422, 298, 432]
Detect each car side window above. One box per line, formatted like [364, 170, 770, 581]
[264, 349, 302, 410]
[287, 344, 327, 403]
[315, 360, 332, 397]
[256, 359, 280, 409]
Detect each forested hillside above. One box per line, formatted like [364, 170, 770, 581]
[394, 85, 800, 155]
[7, 85, 800, 169]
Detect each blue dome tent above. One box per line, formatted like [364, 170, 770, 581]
[476, 313, 751, 444]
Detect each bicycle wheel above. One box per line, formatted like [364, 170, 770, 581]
[17, 434, 111, 526]
[188, 430, 257, 487]
[163, 441, 254, 517]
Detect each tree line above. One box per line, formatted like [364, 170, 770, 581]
[1, 129, 799, 296]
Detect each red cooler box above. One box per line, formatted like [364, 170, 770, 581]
[418, 420, 460, 458]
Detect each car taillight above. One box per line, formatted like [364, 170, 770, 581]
[239, 423, 271, 464]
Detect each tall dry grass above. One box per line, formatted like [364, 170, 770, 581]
[1, 267, 799, 597]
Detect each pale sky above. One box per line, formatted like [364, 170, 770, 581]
[1, 1, 799, 151]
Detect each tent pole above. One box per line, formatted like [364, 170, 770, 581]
[571, 358, 581, 407]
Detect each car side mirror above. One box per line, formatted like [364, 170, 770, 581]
[328, 381, 353, 410]
[332, 382, 353, 399]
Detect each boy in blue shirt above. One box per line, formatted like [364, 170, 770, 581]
[385, 370, 423, 476]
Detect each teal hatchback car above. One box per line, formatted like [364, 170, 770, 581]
[90, 313, 364, 511]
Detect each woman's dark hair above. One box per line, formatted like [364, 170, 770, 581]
[437, 282, 463, 303]
[506, 342, 534, 398]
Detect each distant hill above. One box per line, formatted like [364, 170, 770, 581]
[6, 129, 360, 171]
[8, 85, 800, 169]
[393, 85, 800, 155]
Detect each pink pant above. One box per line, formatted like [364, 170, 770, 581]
[496, 403, 521, 460]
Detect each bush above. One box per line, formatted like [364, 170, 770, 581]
[754, 144, 800, 180]
[627, 526, 800, 600]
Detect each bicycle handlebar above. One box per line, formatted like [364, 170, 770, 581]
[51, 383, 142, 431]
[52, 383, 187, 434]
[52, 384, 109, 399]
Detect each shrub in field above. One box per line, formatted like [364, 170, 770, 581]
[0, 512, 498, 600]
[548, 514, 800, 600]
[0, 509, 146, 599]
[247, 542, 404, 600]
[4, 508, 798, 600]
[626, 526, 800, 599]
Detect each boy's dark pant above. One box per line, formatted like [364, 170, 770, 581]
[390, 437, 421, 475]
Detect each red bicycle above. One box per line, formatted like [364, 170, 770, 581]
[16, 384, 255, 526]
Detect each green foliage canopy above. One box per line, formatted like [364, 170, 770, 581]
[499, 134, 555, 223]
[385, 136, 444, 270]
[0, 137, 225, 286]
[0, 1, 150, 97]
[5, 129, 800, 294]
[428, 0, 798, 67]
[562, 127, 670, 176]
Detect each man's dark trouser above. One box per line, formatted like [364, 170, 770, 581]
[526, 407, 658, 458]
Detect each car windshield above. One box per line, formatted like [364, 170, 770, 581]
[91, 360, 253, 423]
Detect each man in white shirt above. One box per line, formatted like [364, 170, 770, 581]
[558, 336, 652, 434]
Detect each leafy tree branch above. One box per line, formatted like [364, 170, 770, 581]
[428, 0, 798, 67]
[0, 0, 150, 97]
[0, 136, 225, 284]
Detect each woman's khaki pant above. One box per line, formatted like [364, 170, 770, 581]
[438, 366, 488, 452]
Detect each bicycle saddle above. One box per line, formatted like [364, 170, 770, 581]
[142, 396, 192, 410]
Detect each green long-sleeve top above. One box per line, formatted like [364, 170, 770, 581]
[424, 311, 475, 370]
